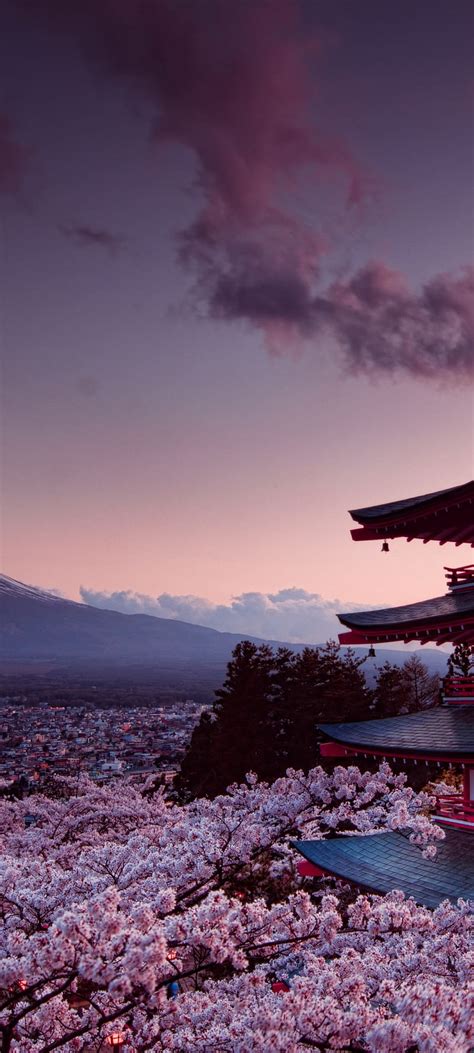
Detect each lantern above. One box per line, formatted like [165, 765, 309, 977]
[271, 980, 290, 994]
[106, 1034, 125, 1048]
[297, 859, 325, 878]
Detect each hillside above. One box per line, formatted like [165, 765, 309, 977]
[0, 575, 448, 690]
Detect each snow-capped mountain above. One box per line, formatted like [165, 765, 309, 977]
[0, 573, 272, 667]
[0, 574, 448, 678]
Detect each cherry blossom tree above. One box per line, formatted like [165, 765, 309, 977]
[0, 765, 471, 1052]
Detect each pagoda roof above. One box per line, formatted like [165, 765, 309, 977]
[293, 827, 474, 909]
[338, 590, 474, 646]
[319, 705, 474, 759]
[349, 479, 474, 546]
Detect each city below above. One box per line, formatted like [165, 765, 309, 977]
[0, 699, 208, 790]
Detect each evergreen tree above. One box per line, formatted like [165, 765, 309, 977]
[177, 640, 372, 799]
[176, 641, 276, 799]
[373, 661, 408, 716]
[286, 642, 372, 770]
[447, 642, 474, 677]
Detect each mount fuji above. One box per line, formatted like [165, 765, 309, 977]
[0, 574, 448, 683]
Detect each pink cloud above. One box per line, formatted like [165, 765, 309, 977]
[19, 0, 365, 328]
[212, 259, 474, 378]
[324, 262, 474, 378]
[16, 1, 473, 379]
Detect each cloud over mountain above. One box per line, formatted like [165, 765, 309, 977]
[79, 585, 362, 644]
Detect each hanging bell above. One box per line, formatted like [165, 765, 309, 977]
[368, 644, 376, 659]
[381, 541, 390, 553]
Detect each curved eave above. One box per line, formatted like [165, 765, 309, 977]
[319, 706, 474, 759]
[293, 828, 474, 909]
[338, 623, 474, 647]
[338, 592, 474, 647]
[349, 480, 474, 546]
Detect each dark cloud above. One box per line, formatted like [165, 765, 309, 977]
[16, 0, 473, 379]
[59, 224, 125, 254]
[18, 5, 364, 313]
[0, 112, 29, 194]
[323, 263, 474, 379]
[213, 259, 474, 378]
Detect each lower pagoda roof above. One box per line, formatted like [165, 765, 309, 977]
[338, 589, 474, 646]
[319, 705, 474, 759]
[294, 827, 474, 909]
[349, 480, 474, 546]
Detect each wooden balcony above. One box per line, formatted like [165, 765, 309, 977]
[434, 793, 474, 828]
[445, 564, 474, 592]
[442, 676, 474, 704]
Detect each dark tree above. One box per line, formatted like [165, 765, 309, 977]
[401, 654, 439, 710]
[177, 640, 372, 799]
[176, 641, 277, 799]
[373, 655, 439, 717]
[373, 661, 408, 717]
[285, 642, 372, 771]
[447, 642, 474, 677]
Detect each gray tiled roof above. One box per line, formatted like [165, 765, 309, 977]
[350, 480, 474, 523]
[319, 705, 474, 756]
[293, 828, 474, 909]
[338, 591, 474, 630]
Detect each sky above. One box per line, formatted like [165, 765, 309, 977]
[1, 0, 473, 643]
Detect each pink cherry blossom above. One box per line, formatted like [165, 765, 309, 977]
[0, 764, 471, 1051]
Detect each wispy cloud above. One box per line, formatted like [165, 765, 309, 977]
[79, 585, 365, 644]
[59, 224, 125, 254]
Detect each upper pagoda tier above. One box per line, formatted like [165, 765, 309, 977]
[349, 479, 474, 546]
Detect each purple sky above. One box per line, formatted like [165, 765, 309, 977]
[1, 0, 473, 642]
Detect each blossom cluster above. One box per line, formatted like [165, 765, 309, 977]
[0, 764, 471, 1051]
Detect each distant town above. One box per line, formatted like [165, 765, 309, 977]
[0, 699, 208, 789]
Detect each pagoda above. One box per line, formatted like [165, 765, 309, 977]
[295, 481, 474, 908]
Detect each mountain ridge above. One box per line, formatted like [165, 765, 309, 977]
[0, 574, 448, 680]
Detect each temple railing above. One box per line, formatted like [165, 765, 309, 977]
[442, 676, 474, 703]
[434, 793, 474, 826]
[445, 564, 474, 592]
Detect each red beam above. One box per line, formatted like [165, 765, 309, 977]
[320, 742, 349, 757]
[321, 742, 472, 764]
[338, 620, 474, 647]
